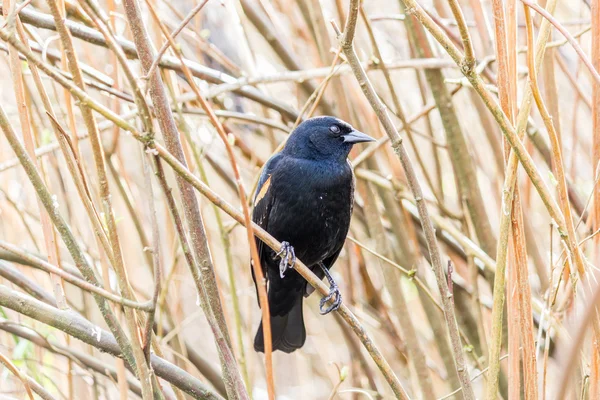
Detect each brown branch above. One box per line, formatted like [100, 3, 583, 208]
[446, 0, 475, 69]
[3, 0, 67, 310]
[6, 6, 298, 120]
[0, 100, 139, 376]
[0, 285, 224, 400]
[43, 0, 155, 394]
[239, 0, 334, 115]
[0, 255, 227, 397]
[0, 350, 35, 400]
[0, 261, 57, 307]
[0, 240, 154, 311]
[142, 0, 273, 395]
[333, 0, 475, 397]
[520, 0, 600, 85]
[120, 0, 247, 397]
[400, 1, 497, 260]
[397, 0, 571, 238]
[0, 318, 143, 397]
[143, 0, 210, 80]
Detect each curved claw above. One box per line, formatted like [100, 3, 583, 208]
[276, 241, 295, 278]
[319, 287, 342, 315]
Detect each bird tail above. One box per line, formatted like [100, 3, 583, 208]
[254, 299, 305, 353]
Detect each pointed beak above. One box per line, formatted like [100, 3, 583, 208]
[343, 130, 376, 144]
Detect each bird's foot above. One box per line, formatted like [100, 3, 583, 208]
[276, 241, 296, 278]
[319, 285, 342, 315]
[317, 262, 342, 315]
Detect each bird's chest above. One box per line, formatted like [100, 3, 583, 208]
[269, 163, 353, 262]
[307, 187, 351, 232]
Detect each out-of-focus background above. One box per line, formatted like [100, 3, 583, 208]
[0, 0, 598, 398]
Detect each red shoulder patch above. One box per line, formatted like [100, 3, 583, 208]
[256, 175, 272, 203]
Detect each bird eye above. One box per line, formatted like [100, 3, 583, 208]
[329, 125, 341, 135]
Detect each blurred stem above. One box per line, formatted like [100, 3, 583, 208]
[332, 312, 380, 394]
[0, 350, 35, 400]
[526, 120, 586, 218]
[469, 92, 505, 180]
[512, 191, 537, 399]
[366, 156, 461, 391]
[591, 1, 600, 395]
[0, 284, 224, 400]
[400, 0, 497, 259]
[521, 0, 600, 85]
[333, 1, 475, 397]
[107, 157, 153, 268]
[463, 205, 488, 356]
[410, 46, 446, 203]
[142, 0, 210, 81]
[239, 0, 334, 115]
[359, 6, 453, 218]
[0, 102, 139, 383]
[13, 14, 128, 265]
[43, 0, 156, 396]
[524, 4, 585, 277]
[119, 0, 248, 397]
[142, 0, 265, 395]
[298, 0, 352, 121]
[491, 0, 527, 398]
[4, 0, 67, 310]
[520, 7, 586, 399]
[485, 0, 557, 396]
[359, 179, 434, 398]
[592, 0, 600, 270]
[173, 104, 250, 390]
[0, 189, 40, 252]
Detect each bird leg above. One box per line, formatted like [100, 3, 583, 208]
[276, 241, 296, 278]
[317, 262, 342, 314]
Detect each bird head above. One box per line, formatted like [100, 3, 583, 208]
[283, 116, 375, 162]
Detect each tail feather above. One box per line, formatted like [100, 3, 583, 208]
[254, 299, 305, 353]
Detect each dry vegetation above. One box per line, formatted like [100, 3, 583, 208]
[0, 0, 599, 398]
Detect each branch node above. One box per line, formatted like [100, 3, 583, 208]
[404, 6, 417, 16]
[459, 58, 475, 75]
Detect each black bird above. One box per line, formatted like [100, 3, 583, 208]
[252, 116, 375, 353]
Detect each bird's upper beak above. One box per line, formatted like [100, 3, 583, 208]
[343, 130, 376, 144]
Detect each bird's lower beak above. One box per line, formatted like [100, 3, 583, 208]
[343, 130, 376, 143]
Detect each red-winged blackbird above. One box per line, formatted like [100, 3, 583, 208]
[252, 116, 374, 353]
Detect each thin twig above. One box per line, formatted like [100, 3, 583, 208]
[0, 285, 224, 400]
[0, 240, 154, 311]
[143, 0, 210, 82]
[0, 350, 35, 400]
[520, 0, 600, 85]
[142, 0, 268, 395]
[333, 0, 474, 397]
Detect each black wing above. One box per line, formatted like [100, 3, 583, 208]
[250, 153, 283, 297]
